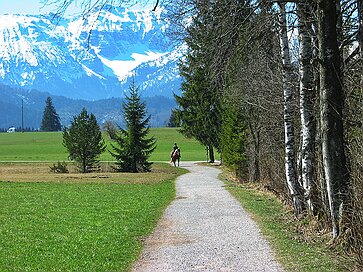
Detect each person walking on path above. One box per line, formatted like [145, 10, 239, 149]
[132, 162, 284, 272]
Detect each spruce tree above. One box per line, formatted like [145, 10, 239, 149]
[63, 108, 106, 173]
[167, 109, 181, 127]
[175, 56, 221, 163]
[40, 97, 61, 131]
[174, 7, 223, 162]
[109, 80, 156, 173]
[220, 103, 248, 178]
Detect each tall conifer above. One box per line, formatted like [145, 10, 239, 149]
[220, 103, 248, 178]
[40, 97, 61, 131]
[175, 14, 222, 162]
[109, 80, 156, 172]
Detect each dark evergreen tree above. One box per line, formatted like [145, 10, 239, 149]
[63, 108, 106, 173]
[220, 102, 248, 179]
[175, 61, 221, 162]
[40, 97, 61, 131]
[175, 8, 223, 162]
[109, 80, 156, 172]
[167, 109, 181, 127]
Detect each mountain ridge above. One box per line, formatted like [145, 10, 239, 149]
[0, 7, 183, 100]
[0, 83, 176, 129]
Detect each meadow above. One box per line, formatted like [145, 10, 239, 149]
[0, 128, 207, 162]
[0, 164, 188, 271]
[0, 128, 195, 271]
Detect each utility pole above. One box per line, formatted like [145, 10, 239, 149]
[21, 99, 24, 133]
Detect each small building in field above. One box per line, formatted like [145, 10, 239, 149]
[7, 127, 16, 133]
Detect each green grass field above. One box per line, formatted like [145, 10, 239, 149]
[0, 163, 187, 271]
[0, 128, 199, 271]
[0, 128, 208, 162]
[0, 176, 175, 271]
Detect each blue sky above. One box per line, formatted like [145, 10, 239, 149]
[0, 0, 154, 15]
[0, 0, 82, 15]
[0, 0, 40, 14]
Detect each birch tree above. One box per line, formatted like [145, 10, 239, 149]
[317, 0, 349, 238]
[278, 3, 303, 215]
[297, 1, 316, 214]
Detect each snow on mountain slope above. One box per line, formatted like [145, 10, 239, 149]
[97, 51, 169, 80]
[0, 7, 183, 100]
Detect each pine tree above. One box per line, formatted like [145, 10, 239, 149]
[63, 108, 106, 173]
[109, 80, 156, 172]
[220, 103, 248, 179]
[174, 1, 242, 163]
[175, 13, 221, 163]
[167, 109, 181, 127]
[176, 55, 221, 163]
[40, 97, 61, 131]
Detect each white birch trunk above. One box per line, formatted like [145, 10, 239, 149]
[278, 3, 303, 215]
[297, 2, 315, 214]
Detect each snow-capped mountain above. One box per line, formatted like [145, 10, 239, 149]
[0, 6, 183, 100]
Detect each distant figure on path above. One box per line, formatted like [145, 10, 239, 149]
[170, 143, 181, 167]
[170, 143, 178, 160]
[173, 143, 178, 153]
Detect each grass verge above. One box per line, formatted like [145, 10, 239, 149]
[221, 171, 347, 272]
[0, 163, 187, 272]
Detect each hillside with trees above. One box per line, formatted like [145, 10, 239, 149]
[0, 84, 176, 130]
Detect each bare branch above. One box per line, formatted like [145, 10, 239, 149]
[152, 0, 159, 11]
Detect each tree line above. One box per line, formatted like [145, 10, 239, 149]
[42, 81, 156, 174]
[164, 0, 362, 263]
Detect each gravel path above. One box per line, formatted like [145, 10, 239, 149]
[132, 162, 284, 272]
